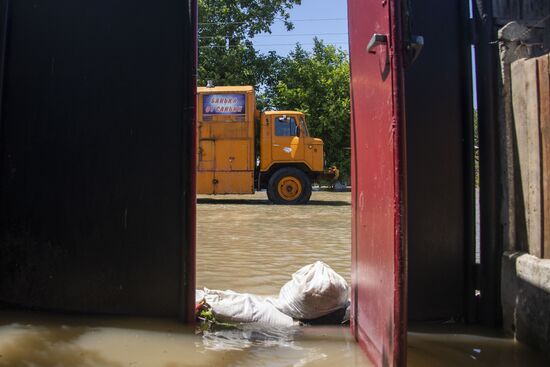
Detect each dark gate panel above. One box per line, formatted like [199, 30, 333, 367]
[0, 0, 197, 319]
[405, 0, 474, 321]
[348, 0, 407, 365]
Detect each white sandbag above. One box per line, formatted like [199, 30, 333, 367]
[275, 261, 349, 320]
[202, 288, 297, 327]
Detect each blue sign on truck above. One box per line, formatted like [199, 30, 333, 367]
[203, 94, 246, 115]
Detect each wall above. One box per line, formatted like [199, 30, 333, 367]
[502, 252, 550, 357]
[0, 0, 197, 319]
[478, 0, 550, 355]
[500, 51, 550, 355]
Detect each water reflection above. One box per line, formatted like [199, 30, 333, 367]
[200, 324, 301, 351]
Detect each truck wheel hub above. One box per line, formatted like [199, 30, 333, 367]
[278, 176, 302, 201]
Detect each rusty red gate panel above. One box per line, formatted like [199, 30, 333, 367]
[348, 0, 407, 366]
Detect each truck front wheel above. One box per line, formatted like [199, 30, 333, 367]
[267, 168, 312, 205]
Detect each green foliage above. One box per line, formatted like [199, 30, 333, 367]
[264, 39, 351, 180]
[199, 2, 351, 180]
[198, 0, 301, 87]
[199, 308, 214, 321]
[197, 305, 237, 332]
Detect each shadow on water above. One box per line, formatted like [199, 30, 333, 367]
[407, 323, 550, 367]
[0, 308, 194, 333]
[0, 309, 347, 367]
[197, 198, 350, 206]
[0, 324, 123, 367]
[0, 310, 193, 367]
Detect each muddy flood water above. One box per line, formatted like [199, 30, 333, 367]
[1, 191, 548, 366]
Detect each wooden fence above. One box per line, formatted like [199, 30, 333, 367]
[511, 53, 550, 259]
[493, 0, 550, 26]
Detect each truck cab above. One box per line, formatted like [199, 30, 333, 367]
[258, 111, 325, 204]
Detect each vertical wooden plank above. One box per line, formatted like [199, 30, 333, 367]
[522, 0, 549, 23]
[512, 59, 530, 252]
[492, 0, 521, 20]
[538, 55, 550, 259]
[511, 58, 542, 257]
[525, 58, 542, 257]
[493, 0, 550, 24]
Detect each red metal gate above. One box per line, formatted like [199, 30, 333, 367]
[348, 0, 407, 365]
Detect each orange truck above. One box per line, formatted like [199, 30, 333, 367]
[197, 85, 336, 204]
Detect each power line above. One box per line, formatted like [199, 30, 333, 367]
[199, 17, 347, 26]
[199, 42, 348, 49]
[199, 32, 348, 39]
[283, 17, 347, 22]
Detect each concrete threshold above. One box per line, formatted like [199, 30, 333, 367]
[502, 252, 550, 358]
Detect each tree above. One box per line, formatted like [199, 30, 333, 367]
[265, 39, 351, 180]
[198, 0, 301, 87]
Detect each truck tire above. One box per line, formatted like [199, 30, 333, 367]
[266, 187, 274, 203]
[267, 168, 312, 205]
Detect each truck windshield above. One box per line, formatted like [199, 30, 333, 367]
[275, 117, 298, 136]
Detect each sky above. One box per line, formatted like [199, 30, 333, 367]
[252, 0, 349, 56]
[250, 1, 478, 107]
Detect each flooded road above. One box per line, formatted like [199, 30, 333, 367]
[1, 191, 548, 366]
[196, 190, 352, 295]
